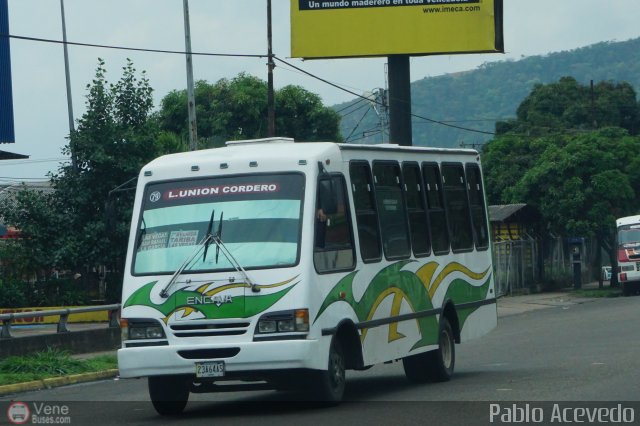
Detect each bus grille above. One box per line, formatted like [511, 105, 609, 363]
[169, 321, 250, 338]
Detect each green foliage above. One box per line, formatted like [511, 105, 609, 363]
[158, 73, 343, 144]
[482, 74, 640, 281]
[0, 278, 89, 307]
[0, 59, 166, 283]
[503, 128, 640, 238]
[0, 348, 117, 385]
[498, 77, 640, 136]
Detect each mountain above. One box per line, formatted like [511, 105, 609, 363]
[335, 37, 640, 148]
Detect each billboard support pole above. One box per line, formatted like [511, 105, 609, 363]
[387, 55, 412, 146]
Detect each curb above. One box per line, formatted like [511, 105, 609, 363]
[0, 369, 119, 397]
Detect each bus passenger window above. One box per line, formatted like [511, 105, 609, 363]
[349, 162, 382, 262]
[373, 162, 410, 259]
[423, 163, 450, 255]
[466, 164, 489, 250]
[403, 163, 430, 257]
[442, 164, 473, 252]
[314, 175, 355, 273]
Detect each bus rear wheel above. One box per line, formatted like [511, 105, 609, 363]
[148, 375, 190, 416]
[403, 317, 455, 383]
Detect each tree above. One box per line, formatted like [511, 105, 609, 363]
[157, 73, 342, 145]
[496, 77, 640, 136]
[506, 128, 640, 284]
[0, 59, 171, 299]
[483, 77, 640, 287]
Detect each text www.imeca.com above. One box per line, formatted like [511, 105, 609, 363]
[423, 4, 481, 13]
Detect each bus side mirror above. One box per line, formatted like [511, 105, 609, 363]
[318, 177, 337, 215]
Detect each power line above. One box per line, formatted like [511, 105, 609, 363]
[0, 33, 266, 58]
[274, 56, 497, 137]
[344, 107, 372, 142]
[340, 101, 370, 118]
[1, 157, 69, 165]
[335, 97, 369, 114]
[3, 31, 499, 138]
[348, 130, 383, 143]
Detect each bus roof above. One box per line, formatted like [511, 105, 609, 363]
[141, 138, 480, 178]
[617, 215, 640, 227]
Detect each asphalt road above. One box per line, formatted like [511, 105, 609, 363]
[2, 295, 640, 425]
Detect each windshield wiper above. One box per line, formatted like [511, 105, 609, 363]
[160, 210, 259, 297]
[209, 212, 260, 293]
[159, 222, 213, 298]
[215, 211, 223, 264]
[202, 209, 215, 263]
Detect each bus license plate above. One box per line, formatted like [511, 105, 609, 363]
[195, 361, 225, 378]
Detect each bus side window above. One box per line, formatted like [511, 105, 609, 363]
[466, 164, 489, 250]
[402, 162, 431, 257]
[349, 162, 382, 262]
[442, 163, 473, 252]
[373, 161, 411, 260]
[314, 175, 355, 273]
[422, 163, 450, 255]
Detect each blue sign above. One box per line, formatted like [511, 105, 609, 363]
[0, 0, 15, 144]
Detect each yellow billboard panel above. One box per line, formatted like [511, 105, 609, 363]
[291, 0, 503, 59]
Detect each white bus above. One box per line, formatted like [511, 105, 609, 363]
[117, 138, 497, 414]
[616, 214, 640, 296]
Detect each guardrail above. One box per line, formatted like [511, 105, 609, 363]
[0, 304, 121, 339]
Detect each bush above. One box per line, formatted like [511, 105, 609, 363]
[0, 278, 89, 307]
[0, 278, 27, 307]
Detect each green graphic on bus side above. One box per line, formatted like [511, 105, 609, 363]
[123, 277, 297, 322]
[316, 260, 491, 350]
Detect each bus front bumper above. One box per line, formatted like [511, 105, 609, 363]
[117, 338, 325, 379]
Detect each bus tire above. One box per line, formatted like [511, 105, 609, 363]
[403, 317, 455, 383]
[148, 375, 190, 416]
[312, 337, 346, 403]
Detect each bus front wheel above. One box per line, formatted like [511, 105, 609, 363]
[148, 375, 190, 416]
[312, 337, 346, 403]
[403, 317, 455, 383]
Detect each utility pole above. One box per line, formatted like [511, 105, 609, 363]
[60, 0, 76, 170]
[183, 0, 198, 151]
[266, 0, 275, 137]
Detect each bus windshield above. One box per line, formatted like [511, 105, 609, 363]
[132, 173, 305, 275]
[618, 225, 640, 246]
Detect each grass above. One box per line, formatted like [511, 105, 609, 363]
[0, 348, 117, 386]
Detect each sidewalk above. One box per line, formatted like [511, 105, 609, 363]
[496, 281, 609, 317]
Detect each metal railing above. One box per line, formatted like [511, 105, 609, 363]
[0, 304, 120, 339]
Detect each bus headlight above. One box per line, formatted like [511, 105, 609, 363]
[123, 319, 167, 340]
[258, 320, 277, 333]
[255, 309, 309, 335]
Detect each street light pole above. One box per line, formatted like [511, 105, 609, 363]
[266, 0, 275, 137]
[59, 0, 77, 169]
[183, 0, 198, 151]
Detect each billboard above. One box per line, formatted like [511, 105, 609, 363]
[291, 0, 503, 59]
[0, 0, 15, 144]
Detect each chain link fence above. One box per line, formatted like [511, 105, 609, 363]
[493, 238, 539, 297]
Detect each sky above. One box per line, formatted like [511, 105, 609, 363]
[1, 0, 640, 182]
